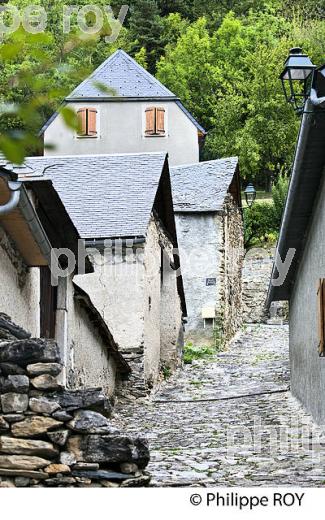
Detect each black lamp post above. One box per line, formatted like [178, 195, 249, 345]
[244, 183, 257, 208]
[280, 47, 316, 113]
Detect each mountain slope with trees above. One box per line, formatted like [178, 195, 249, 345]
[0, 0, 324, 190]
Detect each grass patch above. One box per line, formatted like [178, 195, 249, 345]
[189, 380, 204, 387]
[183, 343, 216, 365]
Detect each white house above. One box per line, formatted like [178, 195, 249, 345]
[18, 152, 187, 397]
[171, 158, 244, 345]
[0, 165, 130, 397]
[41, 50, 206, 167]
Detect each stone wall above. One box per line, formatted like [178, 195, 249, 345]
[67, 279, 118, 397]
[157, 217, 184, 371]
[175, 195, 244, 347]
[242, 248, 274, 323]
[76, 216, 184, 397]
[175, 212, 224, 345]
[0, 226, 40, 337]
[0, 314, 150, 488]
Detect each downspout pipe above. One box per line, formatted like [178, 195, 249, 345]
[266, 99, 314, 308]
[0, 178, 22, 216]
[310, 87, 325, 107]
[18, 187, 53, 266]
[0, 169, 53, 265]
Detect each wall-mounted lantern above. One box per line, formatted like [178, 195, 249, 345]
[244, 183, 257, 208]
[280, 47, 316, 113]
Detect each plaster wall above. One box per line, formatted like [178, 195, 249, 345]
[175, 212, 223, 344]
[289, 172, 325, 424]
[0, 226, 40, 337]
[44, 100, 199, 166]
[57, 275, 118, 397]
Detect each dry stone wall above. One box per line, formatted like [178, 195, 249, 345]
[242, 248, 288, 324]
[0, 313, 150, 488]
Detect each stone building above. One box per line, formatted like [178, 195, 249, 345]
[40, 50, 206, 166]
[17, 152, 187, 396]
[267, 66, 325, 424]
[170, 158, 244, 345]
[0, 166, 130, 398]
[0, 313, 150, 488]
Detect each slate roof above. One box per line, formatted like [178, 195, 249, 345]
[170, 157, 239, 212]
[39, 50, 206, 135]
[67, 49, 176, 100]
[17, 152, 168, 239]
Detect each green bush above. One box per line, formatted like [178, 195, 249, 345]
[272, 172, 289, 228]
[183, 343, 216, 365]
[244, 174, 289, 248]
[244, 202, 276, 248]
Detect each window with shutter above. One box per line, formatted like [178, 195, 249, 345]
[77, 107, 98, 137]
[145, 106, 166, 136]
[77, 108, 87, 136]
[156, 107, 165, 135]
[88, 108, 97, 136]
[145, 107, 155, 135]
[317, 278, 325, 356]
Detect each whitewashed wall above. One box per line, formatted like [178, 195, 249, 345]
[44, 100, 199, 166]
[0, 226, 40, 337]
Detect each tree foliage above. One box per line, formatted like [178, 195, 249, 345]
[0, 0, 324, 174]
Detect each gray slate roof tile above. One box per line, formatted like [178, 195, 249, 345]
[171, 158, 238, 212]
[19, 153, 167, 239]
[67, 49, 176, 100]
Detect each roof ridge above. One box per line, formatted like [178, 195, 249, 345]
[171, 157, 238, 170]
[66, 49, 176, 100]
[26, 151, 167, 161]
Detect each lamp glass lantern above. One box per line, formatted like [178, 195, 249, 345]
[244, 183, 256, 208]
[280, 47, 316, 113]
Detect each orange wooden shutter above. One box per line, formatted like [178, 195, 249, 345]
[77, 108, 87, 136]
[88, 108, 97, 136]
[145, 107, 155, 135]
[156, 107, 165, 135]
[317, 279, 325, 356]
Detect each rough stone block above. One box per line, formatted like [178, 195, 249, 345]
[27, 363, 62, 377]
[71, 469, 134, 481]
[11, 416, 62, 438]
[67, 411, 117, 434]
[0, 416, 10, 432]
[0, 455, 51, 470]
[0, 314, 31, 340]
[47, 430, 69, 447]
[1, 393, 28, 413]
[0, 468, 49, 480]
[59, 452, 76, 466]
[0, 339, 60, 365]
[0, 363, 26, 376]
[2, 414, 24, 424]
[47, 389, 111, 415]
[29, 397, 61, 415]
[45, 464, 71, 475]
[2, 375, 29, 393]
[52, 410, 73, 422]
[31, 374, 63, 391]
[0, 437, 58, 459]
[67, 435, 150, 469]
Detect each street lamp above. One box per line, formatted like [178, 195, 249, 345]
[244, 183, 256, 208]
[280, 47, 316, 113]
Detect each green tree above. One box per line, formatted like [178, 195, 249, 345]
[128, 0, 165, 72]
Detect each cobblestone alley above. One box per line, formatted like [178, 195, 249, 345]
[113, 325, 325, 487]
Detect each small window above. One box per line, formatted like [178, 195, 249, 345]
[317, 279, 325, 357]
[77, 107, 98, 137]
[145, 107, 165, 136]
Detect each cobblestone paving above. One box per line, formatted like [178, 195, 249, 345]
[113, 325, 325, 487]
